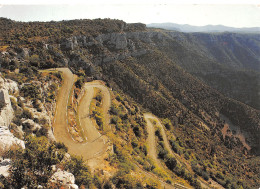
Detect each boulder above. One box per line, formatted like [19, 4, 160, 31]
[62, 153, 71, 162]
[3, 79, 18, 93]
[61, 37, 78, 51]
[50, 169, 78, 189]
[0, 158, 11, 177]
[20, 48, 30, 58]
[0, 126, 25, 151]
[0, 89, 14, 126]
[22, 119, 41, 131]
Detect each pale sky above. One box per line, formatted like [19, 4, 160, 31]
[0, 0, 260, 27]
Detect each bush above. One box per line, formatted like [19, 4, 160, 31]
[184, 152, 190, 160]
[21, 84, 41, 100]
[170, 139, 183, 155]
[216, 172, 225, 180]
[4, 135, 71, 188]
[155, 127, 163, 141]
[162, 118, 172, 130]
[95, 93, 102, 102]
[36, 124, 49, 137]
[75, 77, 84, 89]
[95, 114, 104, 130]
[133, 126, 141, 137]
[111, 116, 120, 124]
[65, 155, 92, 187]
[202, 171, 209, 181]
[191, 178, 202, 189]
[158, 145, 169, 159]
[146, 178, 161, 189]
[115, 94, 123, 102]
[113, 173, 142, 189]
[22, 108, 33, 119]
[109, 105, 119, 115]
[165, 155, 177, 171]
[53, 71, 62, 80]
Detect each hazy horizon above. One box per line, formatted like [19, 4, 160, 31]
[0, 4, 260, 28]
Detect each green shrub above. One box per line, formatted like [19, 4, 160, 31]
[65, 155, 92, 187]
[36, 124, 49, 137]
[110, 116, 119, 124]
[95, 114, 104, 130]
[115, 94, 123, 102]
[165, 155, 177, 170]
[158, 146, 169, 159]
[202, 171, 209, 181]
[21, 84, 41, 100]
[162, 118, 172, 130]
[22, 108, 33, 119]
[184, 152, 190, 160]
[53, 71, 62, 80]
[75, 77, 84, 89]
[155, 127, 163, 141]
[95, 93, 102, 102]
[4, 135, 71, 188]
[133, 126, 141, 137]
[112, 173, 142, 189]
[109, 105, 119, 115]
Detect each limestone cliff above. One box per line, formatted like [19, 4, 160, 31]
[0, 76, 18, 126]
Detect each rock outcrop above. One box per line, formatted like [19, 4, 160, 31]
[0, 158, 11, 177]
[62, 31, 162, 70]
[0, 76, 18, 127]
[0, 89, 13, 127]
[50, 169, 78, 189]
[0, 126, 25, 151]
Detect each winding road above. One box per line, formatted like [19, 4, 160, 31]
[144, 113, 180, 163]
[144, 113, 190, 189]
[53, 68, 109, 167]
[52, 68, 188, 188]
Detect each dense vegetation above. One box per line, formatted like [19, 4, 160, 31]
[0, 135, 92, 188]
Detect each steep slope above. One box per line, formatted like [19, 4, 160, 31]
[0, 18, 259, 188]
[150, 30, 260, 109]
[101, 50, 260, 188]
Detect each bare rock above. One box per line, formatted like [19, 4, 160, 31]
[20, 48, 30, 58]
[0, 76, 19, 127]
[0, 126, 25, 151]
[61, 37, 78, 51]
[50, 169, 78, 189]
[62, 153, 71, 163]
[114, 33, 127, 49]
[0, 89, 14, 127]
[22, 119, 41, 131]
[0, 158, 11, 177]
[5, 79, 18, 93]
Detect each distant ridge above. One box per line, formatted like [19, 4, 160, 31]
[147, 22, 260, 33]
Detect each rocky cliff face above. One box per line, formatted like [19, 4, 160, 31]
[61, 31, 163, 72]
[0, 76, 18, 126]
[0, 76, 25, 154]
